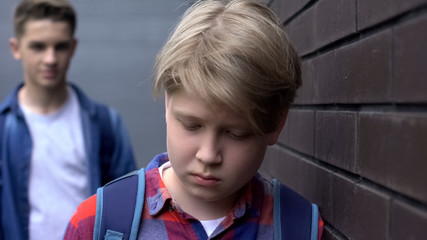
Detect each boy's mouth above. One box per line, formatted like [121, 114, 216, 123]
[191, 173, 220, 187]
[41, 69, 58, 79]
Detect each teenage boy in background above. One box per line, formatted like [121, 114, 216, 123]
[65, 0, 323, 239]
[0, 0, 136, 239]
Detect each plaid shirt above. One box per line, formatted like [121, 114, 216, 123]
[65, 153, 323, 239]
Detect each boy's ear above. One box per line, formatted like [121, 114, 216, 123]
[9, 38, 21, 60]
[267, 108, 289, 145]
[70, 38, 78, 57]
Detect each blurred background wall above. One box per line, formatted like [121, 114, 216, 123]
[0, 0, 189, 167]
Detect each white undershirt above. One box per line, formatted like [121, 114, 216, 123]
[159, 162, 226, 237]
[21, 87, 90, 240]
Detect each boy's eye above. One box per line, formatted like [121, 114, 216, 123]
[29, 43, 45, 51]
[226, 130, 250, 140]
[55, 42, 71, 51]
[180, 121, 201, 131]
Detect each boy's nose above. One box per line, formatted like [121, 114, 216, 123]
[195, 134, 222, 165]
[43, 48, 57, 65]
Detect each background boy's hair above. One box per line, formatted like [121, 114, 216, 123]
[154, 0, 301, 134]
[13, 0, 76, 39]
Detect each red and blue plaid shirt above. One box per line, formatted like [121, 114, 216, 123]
[65, 154, 323, 239]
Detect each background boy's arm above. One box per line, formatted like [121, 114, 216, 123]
[105, 107, 137, 180]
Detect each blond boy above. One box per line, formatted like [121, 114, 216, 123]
[65, 1, 323, 239]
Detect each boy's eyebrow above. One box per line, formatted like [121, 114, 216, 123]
[173, 108, 251, 129]
[172, 109, 202, 121]
[28, 41, 45, 46]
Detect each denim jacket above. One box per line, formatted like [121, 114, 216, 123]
[0, 83, 136, 240]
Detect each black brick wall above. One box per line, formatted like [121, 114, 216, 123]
[261, 0, 427, 239]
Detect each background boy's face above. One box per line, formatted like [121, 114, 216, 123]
[165, 90, 280, 204]
[10, 19, 76, 90]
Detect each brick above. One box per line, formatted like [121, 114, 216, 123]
[295, 59, 315, 104]
[263, 147, 332, 221]
[262, 146, 300, 190]
[331, 174, 390, 239]
[277, 0, 301, 22]
[311, 51, 334, 104]
[315, 0, 356, 47]
[394, 14, 427, 102]
[298, 159, 333, 221]
[322, 226, 343, 240]
[285, 5, 316, 55]
[310, 31, 392, 104]
[357, 0, 427, 30]
[390, 200, 427, 239]
[358, 112, 427, 204]
[332, 30, 392, 103]
[315, 111, 357, 172]
[261, 146, 281, 180]
[286, 0, 356, 55]
[279, 109, 315, 156]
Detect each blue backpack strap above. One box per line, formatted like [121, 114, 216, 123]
[310, 203, 319, 240]
[93, 168, 145, 240]
[96, 105, 115, 186]
[273, 179, 317, 240]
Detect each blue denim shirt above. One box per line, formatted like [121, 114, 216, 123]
[0, 83, 136, 240]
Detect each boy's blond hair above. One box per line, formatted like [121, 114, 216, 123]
[13, 0, 76, 39]
[154, 0, 301, 134]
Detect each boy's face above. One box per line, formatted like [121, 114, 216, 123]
[10, 19, 76, 90]
[165, 90, 282, 204]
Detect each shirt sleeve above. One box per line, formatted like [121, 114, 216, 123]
[108, 108, 137, 180]
[64, 194, 97, 240]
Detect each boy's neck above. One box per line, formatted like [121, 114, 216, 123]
[163, 167, 239, 220]
[18, 82, 68, 115]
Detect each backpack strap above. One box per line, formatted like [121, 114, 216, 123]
[273, 179, 318, 240]
[93, 168, 145, 240]
[96, 105, 115, 186]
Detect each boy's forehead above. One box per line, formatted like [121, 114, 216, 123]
[169, 90, 224, 110]
[20, 19, 73, 40]
[169, 90, 249, 124]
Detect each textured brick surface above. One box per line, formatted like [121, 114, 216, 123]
[273, 0, 427, 238]
[311, 30, 392, 104]
[358, 112, 427, 204]
[285, 6, 316, 55]
[277, 0, 300, 22]
[275, 0, 313, 22]
[315, 111, 357, 172]
[323, 226, 343, 240]
[332, 174, 390, 239]
[357, 0, 427, 30]
[279, 109, 315, 156]
[394, 14, 427, 102]
[286, 0, 356, 55]
[316, 0, 356, 47]
[262, 146, 300, 191]
[332, 30, 392, 103]
[295, 59, 315, 104]
[311, 51, 334, 104]
[263, 147, 332, 221]
[390, 200, 427, 239]
[298, 159, 333, 221]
